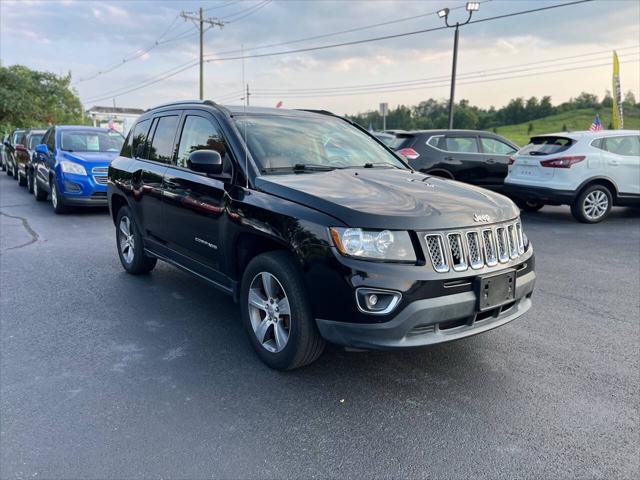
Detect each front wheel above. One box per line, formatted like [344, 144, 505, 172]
[50, 180, 69, 214]
[18, 169, 27, 187]
[240, 251, 325, 370]
[115, 206, 157, 274]
[571, 185, 612, 223]
[33, 175, 47, 201]
[26, 170, 34, 193]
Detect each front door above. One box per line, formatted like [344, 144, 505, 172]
[479, 136, 518, 189]
[162, 111, 232, 278]
[602, 134, 640, 195]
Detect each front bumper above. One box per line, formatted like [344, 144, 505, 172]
[316, 269, 535, 350]
[58, 170, 108, 207]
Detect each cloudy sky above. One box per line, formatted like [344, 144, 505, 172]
[1, 0, 638, 115]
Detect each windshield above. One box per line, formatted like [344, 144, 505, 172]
[234, 115, 406, 173]
[28, 134, 44, 149]
[60, 130, 124, 152]
[519, 136, 574, 156]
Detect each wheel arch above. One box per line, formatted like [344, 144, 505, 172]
[110, 192, 129, 225]
[576, 176, 618, 202]
[424, 168, 455, 180]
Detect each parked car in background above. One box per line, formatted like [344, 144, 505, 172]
[5, 128, 26, 179]
[373, 131, 396, 147]
[1, 134, 9, 172]
[504, 130, 640, 223]
[392, 129, 519, 191]
[15, 128, 46, 189]
[32, 126, 125, 212]
[108, 101, 535, 370]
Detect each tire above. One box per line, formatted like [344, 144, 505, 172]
[33, 175, 47, 201]
[18, 168, 27, 187]
[515, 199, 544, 212]
[12, 164, 18, 180]
[240, 251, 325, 370]
[571, 184, 612, 223]
[50, 179, 69, 214]
[1, 160, 5, 171]
[26, 170, 34, 193]
[115, 206, 157, 274]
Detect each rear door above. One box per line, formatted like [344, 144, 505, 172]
[427, 133, 486, 185]
[131, 113, 181, 241]
[162, 110, 233, 279]
[600, 134, 640, 194]
[479, 136, 518, 187]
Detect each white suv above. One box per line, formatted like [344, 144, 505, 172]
[504, 130, 640, 223]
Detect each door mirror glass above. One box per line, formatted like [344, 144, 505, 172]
[187, 149, 223, 175]
[15, 144, 27, 152]
[35, 144, 48, 155]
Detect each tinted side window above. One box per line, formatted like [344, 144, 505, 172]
[176, 115, 227, 168]
[444, 136, 478, 153]
[148, 116, 179, 164]
[126, 119, 151, 159]
[604, 135, 640, 157]
[481, 137, 516, 155]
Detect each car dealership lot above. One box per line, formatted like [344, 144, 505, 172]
[1, 173, 638, 479]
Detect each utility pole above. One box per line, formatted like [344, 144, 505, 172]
[180, 7, 225, 100]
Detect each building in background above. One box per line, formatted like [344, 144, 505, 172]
[85, 106, 145, 134]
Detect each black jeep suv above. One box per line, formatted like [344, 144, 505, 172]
[108, 101, 536, 370]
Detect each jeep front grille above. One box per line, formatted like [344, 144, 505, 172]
[423, 220, 526, 273]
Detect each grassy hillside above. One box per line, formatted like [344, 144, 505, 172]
[492, 106, 640, 146]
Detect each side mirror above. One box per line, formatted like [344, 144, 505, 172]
[35, 144, 49, 155]
[187, 149, 223, 175]
[15, 143, 27, 152]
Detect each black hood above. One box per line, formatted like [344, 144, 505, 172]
[255, 168, 519, 230]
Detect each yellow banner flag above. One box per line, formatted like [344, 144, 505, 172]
[612, 51, 623, 129]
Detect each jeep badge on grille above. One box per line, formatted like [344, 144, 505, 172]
[474, 214, 491, 223]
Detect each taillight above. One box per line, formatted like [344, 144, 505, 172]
[540, 156, 586, 168]
[508, 156, 516, 165]
[398, 148, 420, 161]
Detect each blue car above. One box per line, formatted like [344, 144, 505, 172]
[33, 126, 124, 213]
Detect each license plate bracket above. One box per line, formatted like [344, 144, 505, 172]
[476, 269, 516, 311]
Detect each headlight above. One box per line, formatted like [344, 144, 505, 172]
[330, 227, 416, 262]
[60, 160, 87, 176]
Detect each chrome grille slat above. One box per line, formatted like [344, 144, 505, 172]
[425, 234, 449, 273]
[482, 229, 498, 266]
[424, 221, 525, 273]
[447, 233, 467, 272]
[466, 231, 483, 270]
[93, 167, 108, 186]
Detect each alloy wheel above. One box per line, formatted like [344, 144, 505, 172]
[118, 216, 135, 264]
[583, 190, 608, 221]
[51, 183, 58, 208]
[33, 177, 39, 197]
[248, 272, 291, 353]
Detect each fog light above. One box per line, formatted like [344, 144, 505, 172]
[356, 288, 401, 315]
[367, 294, 378, 308]
[63, 180, 82, 193]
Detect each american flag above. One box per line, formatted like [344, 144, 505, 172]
[589, 114, 603, 131]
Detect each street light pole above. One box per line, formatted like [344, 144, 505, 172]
[439, 2, 480, 129]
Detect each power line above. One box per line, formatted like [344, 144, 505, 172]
[255, 47, 639, 94]
[220, 0, 271, 21]
[81, 0, 596, 104]
[203, 0, 242, 13]
[251, 56, 640, 99]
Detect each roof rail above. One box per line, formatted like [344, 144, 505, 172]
[296, 109, 336, 117]
[145, 99, 217, 112]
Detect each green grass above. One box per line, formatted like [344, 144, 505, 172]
[490, 106, 640, 147]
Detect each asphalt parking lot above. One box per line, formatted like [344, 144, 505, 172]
[1, 172, 639, 479]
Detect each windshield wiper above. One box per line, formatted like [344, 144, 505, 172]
[361, 162, 400, 169]
[261, 163, 337, 173]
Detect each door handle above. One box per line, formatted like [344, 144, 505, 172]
[486, 158, 496, 164]
[444, 156, 454, 161]
[164, 180, 179, 189]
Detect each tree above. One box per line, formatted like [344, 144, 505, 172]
[0, 65, 85, 133]
[623, 90, 637, 107]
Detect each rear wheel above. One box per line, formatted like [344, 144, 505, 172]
[571, 184, 612, 223]
[51, 180, 69, 214]
[515, 199, 544, 212]
[116, 206, 157, 274]
[26, 170, 34, 193]
[33, 175, 47, 201]
[18, 168, 27, 187]
[240, 251, 325, 370]
[12, 164, 18, 179]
